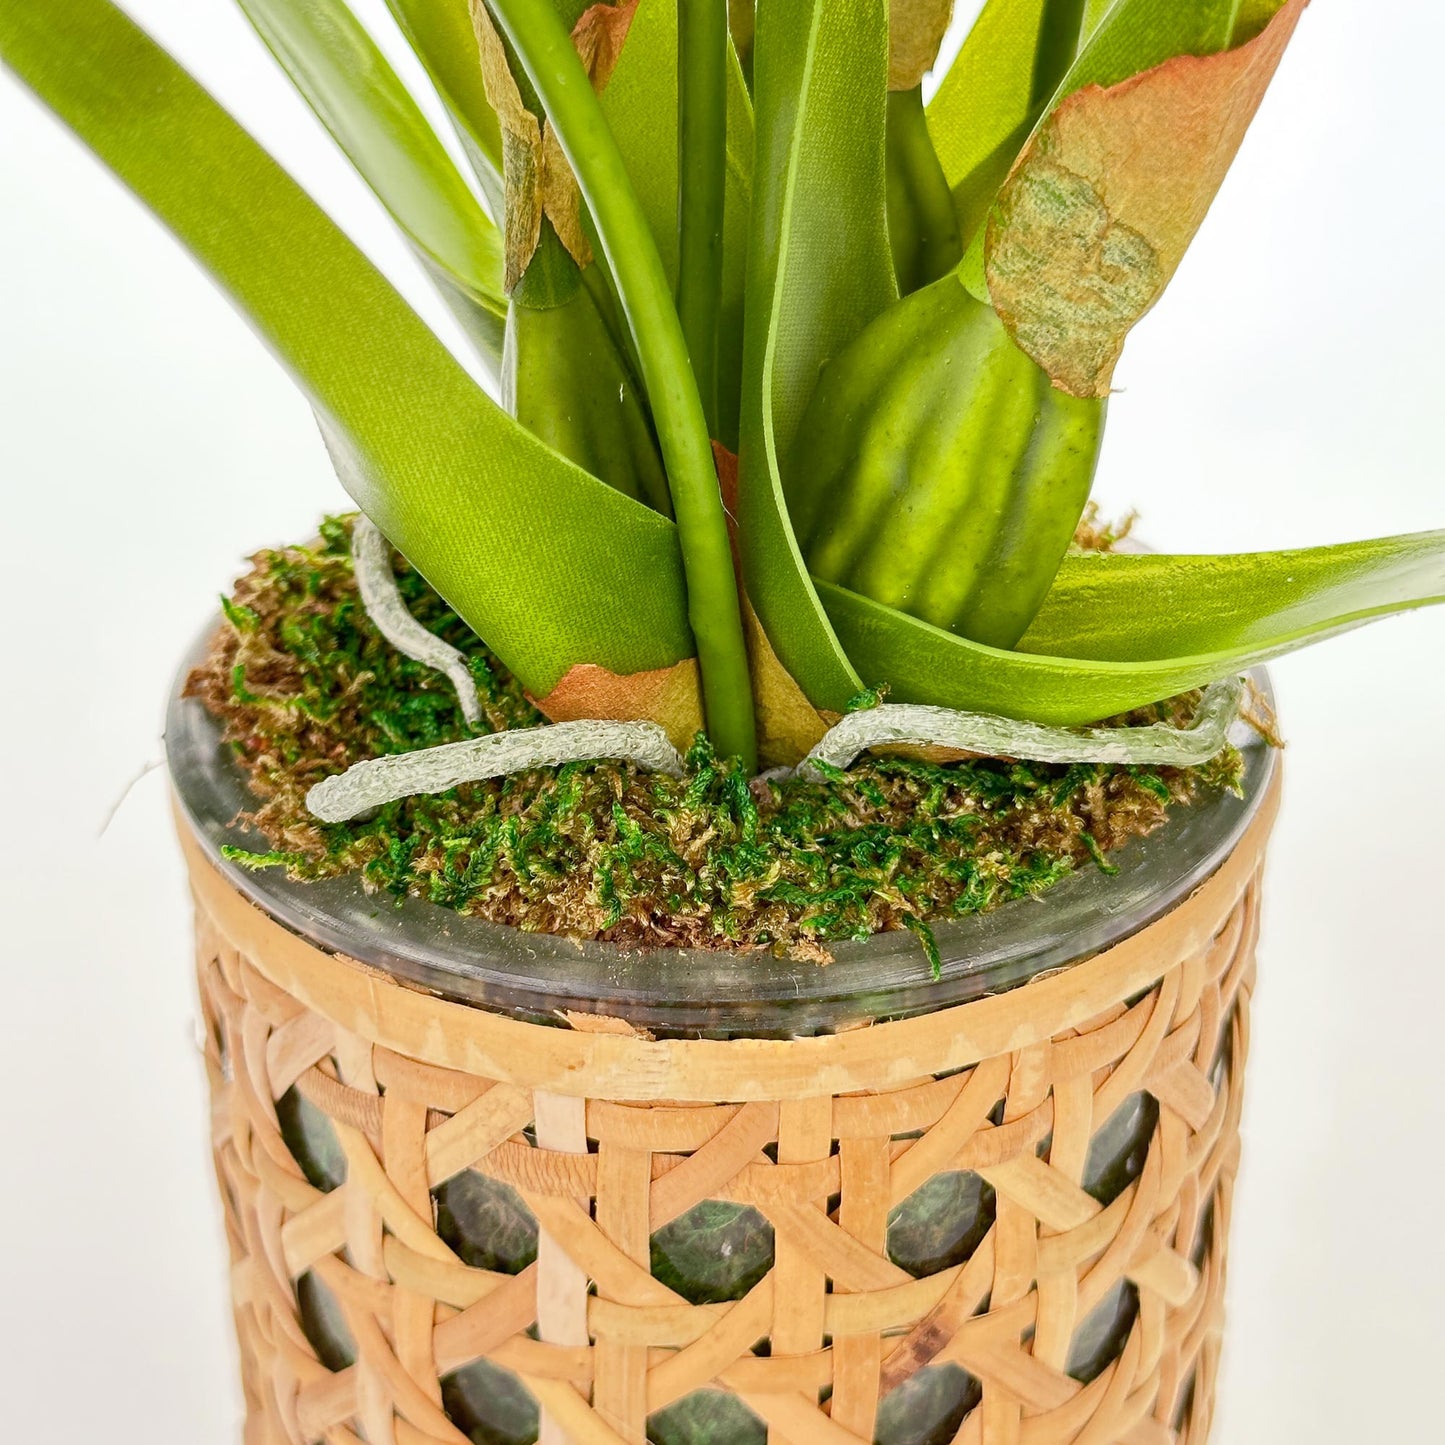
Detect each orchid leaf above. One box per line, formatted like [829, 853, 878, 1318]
[969, 0, 1306, 395]
[1019, 534, 1445, 661]
[1, 0, 694, 701]
[384, 0, 505, 210]
[235, 0, 508, 373]
[925, 0, 1077, 245]
[932, 0, 1286, 253]
[818, 529, 1445, 727]
[593, 0, 753, 447]
[738, 0, 897, 714]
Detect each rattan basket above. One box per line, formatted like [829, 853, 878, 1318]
[176, 755, 1278, 1445]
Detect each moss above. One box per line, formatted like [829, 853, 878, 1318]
[185, 516, 1245, 963]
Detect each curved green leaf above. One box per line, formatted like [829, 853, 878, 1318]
[384, 0, 505, 209]
[738, 0, 898, 714]
[2, 0, 693, 696]
[1019, 535, 1445, 660]
[924, 0, 1061, 244]
[595, 0, 753, 447]
[819, 530, 1445, 726]
[236, 0, 507, 371]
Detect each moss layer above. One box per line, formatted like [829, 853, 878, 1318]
[185, 516, 1245, 963]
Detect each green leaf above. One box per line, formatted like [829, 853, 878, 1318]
[1019, 535, 1445, 660]
[738, 0, 898, 714]
[384, 0, 505, 209]
[924, 0, 1063, 244]
[594, 0, 753, 448]
[1057, 0, 1249, 91]
[818, 530, 1445, 726]
[2, 0, 694, 697]
[236, 0, 508, 372]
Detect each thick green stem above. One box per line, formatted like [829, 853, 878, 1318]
[490, 0, 758, 768]
[676, 0, 727, 436]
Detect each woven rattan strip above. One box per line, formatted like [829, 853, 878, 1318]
[183, 774, 1276, 1445]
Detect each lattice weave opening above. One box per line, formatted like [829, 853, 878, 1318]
[182, 784, 1274, 1445]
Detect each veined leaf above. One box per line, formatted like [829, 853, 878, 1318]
[818, 529, 1445, 726]
[385, 0, 505, 210]
[1019, 534, 1445, 661]
[595, 0, 753, 448]
[1, 0, 694, 699]
[738, 0, 897, 714]
[236, 0, 508, 372]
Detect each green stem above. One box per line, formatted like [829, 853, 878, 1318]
[676, 0, 727, 435]
[1030, 0, 1088, 106]
[489, 0, 758, 768]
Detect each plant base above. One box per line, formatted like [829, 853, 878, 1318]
[180, 769, 1276, 1445]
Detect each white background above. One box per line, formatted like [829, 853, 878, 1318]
[2, 2, 1442, 1440]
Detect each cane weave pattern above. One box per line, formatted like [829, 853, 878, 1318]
[189, 825, 1265, 1445]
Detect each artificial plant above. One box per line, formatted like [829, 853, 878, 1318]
[3, 0, 1442, 780]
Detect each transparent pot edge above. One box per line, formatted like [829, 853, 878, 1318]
[167, 621, 1278, 1039]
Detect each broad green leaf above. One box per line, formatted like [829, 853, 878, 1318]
[818, 530, 1445, 726]
[2, 0, 694, 698]
[738, 0, 898, 714]
[1019, 534, 1445, 661]
[384, 0, 505, 210]
[595, 0, 753, 448]
[236, 0, 507, 372]
[1058, 0, 1241, 89]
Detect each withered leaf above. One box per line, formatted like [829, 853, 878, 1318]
[536, 1, 639, 265]
[889, 0, 955, 91]
[535, 658, 704, 755]
[571, 0, 641, 91]
[469, 0, 543, 289]
[986, 0, 1308, 398]
[539, 122, 593, 267]
[469, 1, 643, 284]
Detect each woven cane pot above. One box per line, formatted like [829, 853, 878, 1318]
[169, 655, 1279, 1445]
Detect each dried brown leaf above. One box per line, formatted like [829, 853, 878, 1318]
[889, 0, 955, 91]
[539, 122, 593, 267]
[571, 0, 641, 90]
[469, 0, 543, 289]
[535, 2, 639, 265]
[986, 0, 1308, 397]
[535, 659, 705, 755]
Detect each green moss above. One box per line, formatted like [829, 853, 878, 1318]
[185, 516, 1245, 961]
